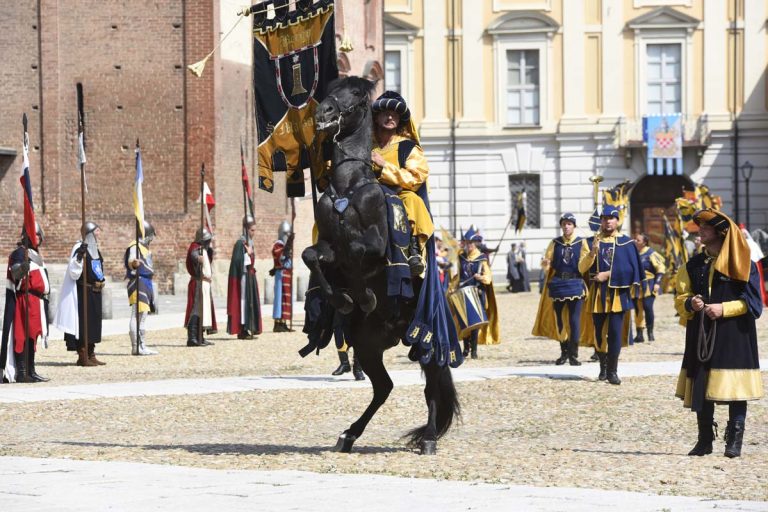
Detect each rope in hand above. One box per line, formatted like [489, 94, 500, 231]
[696, 302, 717, 363]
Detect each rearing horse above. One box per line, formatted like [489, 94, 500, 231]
[302, 77, 460, 455]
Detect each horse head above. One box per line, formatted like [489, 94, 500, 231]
[315, 76, 376, 140]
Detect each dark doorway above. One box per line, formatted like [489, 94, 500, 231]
[630, 174, 693, 251]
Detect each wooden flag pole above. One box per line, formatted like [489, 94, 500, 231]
[135, 139, 142, 355]
[21, 113, 30, 379]
[77, 84, 89, 359]
[199, 163, 205, 345]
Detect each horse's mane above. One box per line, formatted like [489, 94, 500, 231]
[326, 76, 377, 99]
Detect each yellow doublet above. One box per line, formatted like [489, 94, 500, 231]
[127, 242, 151, 313]
[673, 257, 747, 325]
[373, 134, 434, 241]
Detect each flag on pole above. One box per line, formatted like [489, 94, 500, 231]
[134, 142, 145, 238]
[588, 207, 601, 233]
[663, 213, 683, 271]
[514, 190, 526, 233]
[78, 130, 88, 192]
[241, 143, 254, 217]
[20, 123, 38, 248]
[198, 182, 216, 232]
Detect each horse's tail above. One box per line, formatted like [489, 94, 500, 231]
[404, 364, 461, 447]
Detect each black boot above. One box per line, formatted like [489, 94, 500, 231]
[597, 353, 607, 381]
[724, 420, 745, 458]
[470, 338, 478, 359]
[332, 351, 351, 376]
[606, 353, 621, 385]
[27, 339, 49, 383]
[633, 328, 645, 344]
[407, 235, 425, 277]
[14, 351, 34, 383]
[568, 339, 581, 366]
[688, 417, 717, 456]
[462, 339, 470, 358]
[555, 342, 568, 365]
[352, 351, 365, 381]
[647, 327, 655, 342]
[187, 315, 203, 347]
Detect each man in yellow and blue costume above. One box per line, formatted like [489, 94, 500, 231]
[632, 233, 666, 343]
[532, 213, 588, 366]
[579, 205, 642, 385]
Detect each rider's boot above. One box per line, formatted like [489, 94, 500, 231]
[407, 235, 425, 277]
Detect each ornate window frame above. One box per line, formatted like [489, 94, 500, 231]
[627, 7, 700, 116]
[487, 12, 559, 129]
[383, 15, 419, 104]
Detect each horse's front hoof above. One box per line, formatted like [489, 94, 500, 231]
[360, 289, 377, 313]
[420, 440, 437, 455]
[333, 433, 357, 453]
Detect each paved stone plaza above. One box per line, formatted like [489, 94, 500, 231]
[1, 292, 767, 510]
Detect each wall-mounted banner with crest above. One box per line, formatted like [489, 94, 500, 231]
[644, 114, 683, 176]
[252, 0, 339, 198]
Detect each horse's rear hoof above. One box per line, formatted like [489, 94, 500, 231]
[333, 433, 357, 453]
[360, 289, 377, 313]
[420, 440, 437, 455]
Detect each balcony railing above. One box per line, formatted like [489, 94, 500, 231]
[616, 114, 710, 149]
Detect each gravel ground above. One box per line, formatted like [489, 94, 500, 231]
[2, 292, 767, 501]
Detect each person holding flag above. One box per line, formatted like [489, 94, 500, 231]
[124, 142, 159, 356]
[2, 118, 50, 383]
[270, 220, 294, 333]
[185, 228, 216, 347]
[227, 146, 262, 339]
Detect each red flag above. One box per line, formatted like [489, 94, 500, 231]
[20, 122, 37, 247]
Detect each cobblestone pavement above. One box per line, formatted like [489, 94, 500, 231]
[1, 293, 766, 503]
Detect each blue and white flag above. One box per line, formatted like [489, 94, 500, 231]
[645, 114, 683, 176]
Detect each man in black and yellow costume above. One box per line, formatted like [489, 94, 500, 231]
[632, 233, 666, 343]
[370, 91, 433, 276]
[675, 209, 763, 458]
[533, 213, 588, 366]
[579, 205, 642, 385]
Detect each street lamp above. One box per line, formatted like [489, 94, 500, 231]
[740, 161, 754, 229]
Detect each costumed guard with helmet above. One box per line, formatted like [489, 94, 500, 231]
[453, 227, 500, 359]
[1, 223, 50, 383]
[632, 233, 666, 343]
[55, 221, 107, 367]
[578, 206, 642, 384]
[676, 209, 763, 458]
[124, 220, 159, 355]
[185, 228, 216, 347]
[270, 220, 294, 333]
[227, 216, 262, 339]
[532, 213, 588, 366]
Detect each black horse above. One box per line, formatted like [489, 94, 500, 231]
[302, 77, 460, 455]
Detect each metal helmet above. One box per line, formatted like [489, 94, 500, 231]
[141, 220, 157, 245]
[277, 220, 292, 243]
[195, 227, 213, 244]
[81, 221, 100, 239]
[243, 215, 256, 231]
[21, 222, 44, 247]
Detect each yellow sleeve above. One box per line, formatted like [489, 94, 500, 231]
[722, 300, 748, 317]
[651, 251, 666, 274]
[378, 144, 429, 191]
[674, 264, 694, 323]
[476, 260, 493, 285]
[578, 239, 595, 275]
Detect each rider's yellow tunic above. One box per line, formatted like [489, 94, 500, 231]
[372, 134, 434, 242]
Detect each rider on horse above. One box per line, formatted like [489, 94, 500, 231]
[370, 91, 433, 277]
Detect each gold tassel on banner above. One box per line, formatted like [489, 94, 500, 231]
[187, 8, 249, 78]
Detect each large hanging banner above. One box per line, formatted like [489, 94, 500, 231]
[253, 0, 339, 197]
[644, 114, 683, 176]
